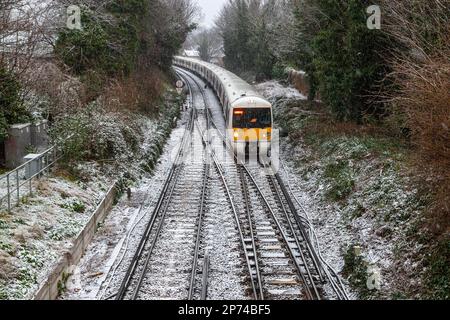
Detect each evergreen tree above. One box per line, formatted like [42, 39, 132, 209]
[296, 0, 389, 121]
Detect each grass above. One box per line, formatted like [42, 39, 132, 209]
[0, 219, 9, 230]
[425, 236, 450, 299]
[0, 240, 15, 256]
[59, 200, 86, 214]
[0, 282, 7, 300]
[342, 246, 378, 299]
[322, 160, 355, 201]
[12, 218, 26, 225]
[48, 219, 83, 241]
[17, 267, 37, 288]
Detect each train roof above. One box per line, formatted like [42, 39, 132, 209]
[174, 56, 266, 105]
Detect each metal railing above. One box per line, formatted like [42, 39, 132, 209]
[0, 146, 61, 213]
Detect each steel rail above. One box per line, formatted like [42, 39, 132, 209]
[188, 163, 209, 300]
[201, 254, 210, 300]
[273, 171, 324, 280]
[238, 165, 264, 300]
[264, 166, 321, 299]
[132, 107, 197, 299]
[115, 108, 195, 300]
[178, 70, 211, 301]
[178, 69, 263, 300]
[240, 165, 316, 300]
[279, 161, 349, 299]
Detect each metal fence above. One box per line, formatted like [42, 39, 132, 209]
[0, 146, 60, 213]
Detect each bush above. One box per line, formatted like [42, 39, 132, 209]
[55, 3, 146, 79]
[389, 58, 450, 234]
[381, 0, 450, 237]
[50, 102, 142, 163]
[101, 68, 165, 115]
[141, 91, 182, 173]
[271, 62, 289, 81]
[323, 160, 355, 201]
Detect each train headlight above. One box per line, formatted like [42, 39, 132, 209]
[262, 131, 271, 140]
[234, 131, 239, 139]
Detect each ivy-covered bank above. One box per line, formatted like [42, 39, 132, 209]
[265, 92, 448, 300]
[141, 91, 182, 173]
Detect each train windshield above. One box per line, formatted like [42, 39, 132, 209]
[232, 108, 272, 129]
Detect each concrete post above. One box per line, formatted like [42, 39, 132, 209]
[31, 120, 49, 151]
[24, 154, 42, 179]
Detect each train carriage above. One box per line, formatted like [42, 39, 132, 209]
[173, 56, 273, 157]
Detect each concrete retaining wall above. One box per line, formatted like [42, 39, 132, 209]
[3, 120, 49, 169]
[33, 182, 118, 300]
[4, 123, 32, 169]
[30, 121, 49, 150]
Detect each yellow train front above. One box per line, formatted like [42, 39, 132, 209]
[228, 96, 272, 159]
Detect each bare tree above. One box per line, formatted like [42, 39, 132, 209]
[185, 27, 222, 62]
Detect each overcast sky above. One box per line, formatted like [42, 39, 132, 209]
[196, 0, 228, 28]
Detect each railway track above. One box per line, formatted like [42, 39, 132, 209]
[113, 101, 211, 300]
[177, 69, 319, 299]
[177, 68, 348, 300]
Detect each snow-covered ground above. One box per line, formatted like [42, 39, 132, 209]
[256, 80, 427, 299]
[0, 164, 112, 299]
[0, 114, 162, 300]
[255, 81, 307, 100]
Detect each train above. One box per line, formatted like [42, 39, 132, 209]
[173, 56, 273, 158]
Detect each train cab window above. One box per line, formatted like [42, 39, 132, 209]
[232, 108, 272, 128]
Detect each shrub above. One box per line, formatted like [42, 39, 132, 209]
[101, 68, 165, 115]
[343, 246, 370, 296]
[60, 200, 86, 214]
[380, 0, 450, 236]
[323, 160, 355, 201]
[55, 7, 140, 79]
[50, 102, 142, 163]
